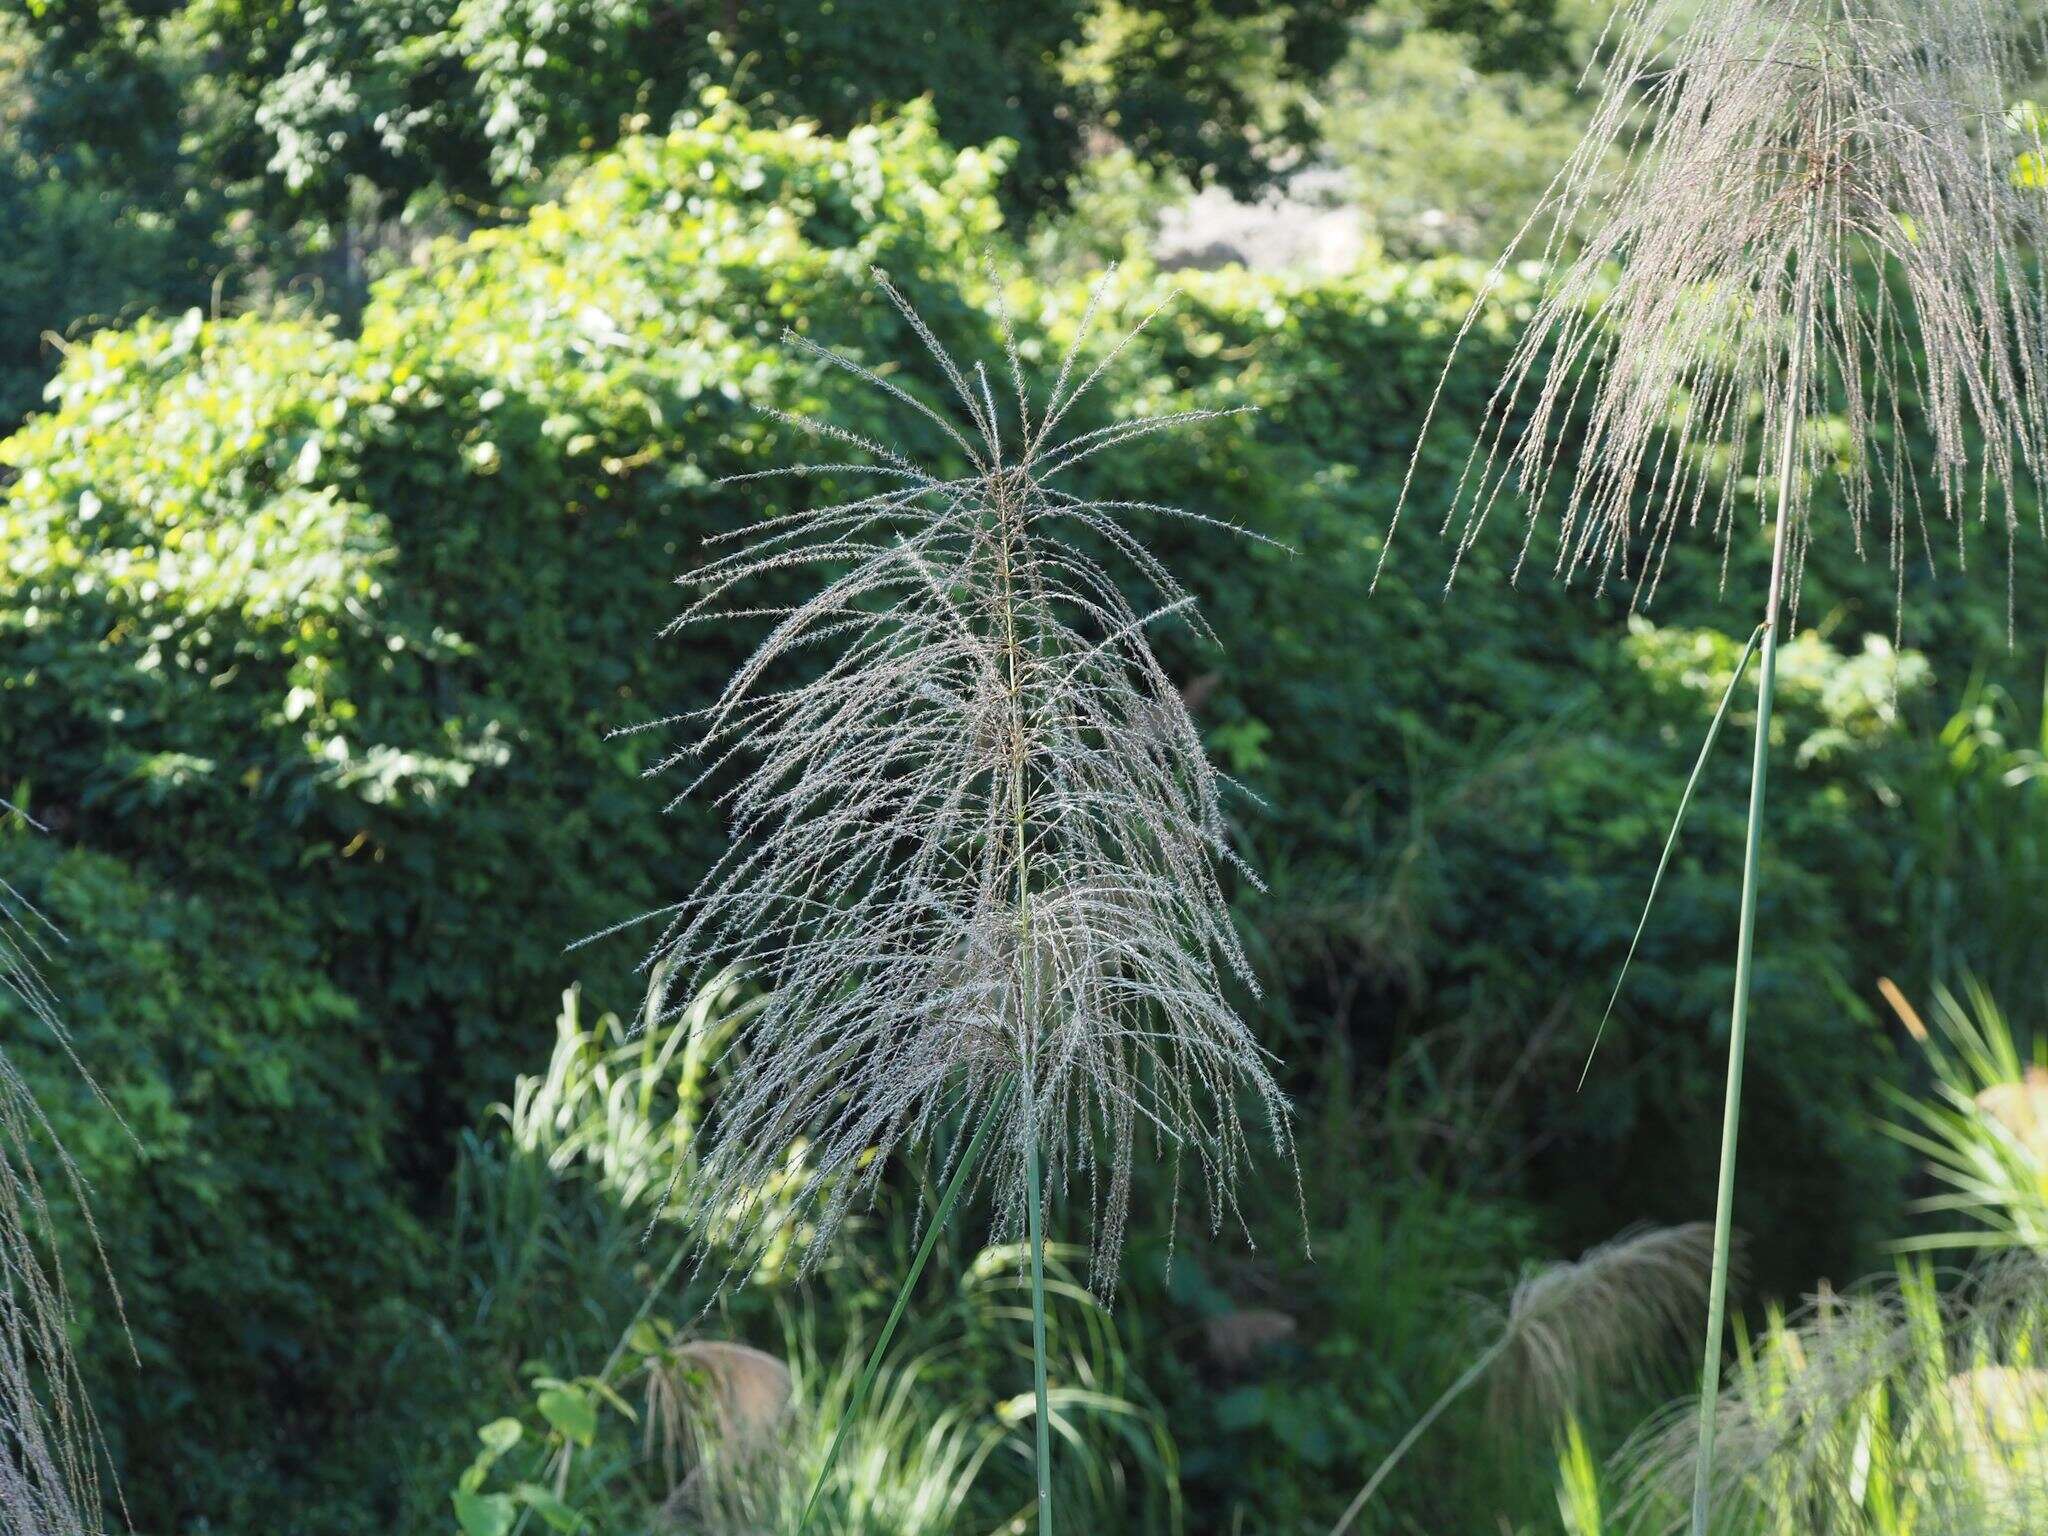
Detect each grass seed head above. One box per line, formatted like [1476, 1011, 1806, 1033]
[630, 267, 1293, 1292]
[1389, 0, 2048, 624]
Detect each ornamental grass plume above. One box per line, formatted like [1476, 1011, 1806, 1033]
[1329, 1224, 1718, 1536]
[0, 807, 116, 1536]
[621, 266, 1290, 1531]
[1389, 0, 2048, 615]
[1382, 3, 2048, 1529]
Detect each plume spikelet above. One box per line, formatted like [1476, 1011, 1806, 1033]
[1484, 1222, 1721, 1423]
[625, 267, 1290, 1290]
[1388, 0, 2048, 619]
[1329, 1224, 1716, 1536]
[0, 805, 113, 1536]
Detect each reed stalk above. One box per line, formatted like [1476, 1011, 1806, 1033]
[1025, 1092, 1053, 1536]
[1692, 255, 1810, 1532]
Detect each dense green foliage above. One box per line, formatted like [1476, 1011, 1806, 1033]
[6, 0, 1389, 228]
[0, 832, 419, 1524]
[4, 80, 2048, 1534]
[0, 24, 219, 430]
[0, 0, 1582, 427]
[1333, 0, 1594, 255]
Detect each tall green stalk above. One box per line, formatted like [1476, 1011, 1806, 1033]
[1024, 1088, 1054, 1536]
[997, 457, 1057, 1536]
[1690, 264, 1810, 1536]
[1327, 1339, 1508, 1536]
[794, 1087, 1012, 1536]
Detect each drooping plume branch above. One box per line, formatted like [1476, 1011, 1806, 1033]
[1385, 0, 2048, 624]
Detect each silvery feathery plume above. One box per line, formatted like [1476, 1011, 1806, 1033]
[1381, 5, 2048, 1532]
[1386, 0, 2048, 619]
[0, 807, 115, 1536]
[1329, 1224, 1717, 1536]
[626, 268, 1291, 1294]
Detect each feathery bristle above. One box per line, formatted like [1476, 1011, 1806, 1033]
[1488, 1222, 1719, 1424]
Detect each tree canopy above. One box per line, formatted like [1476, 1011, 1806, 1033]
[9, 0, 1569, 227]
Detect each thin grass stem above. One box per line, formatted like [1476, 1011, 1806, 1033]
[1327, 1339, 1510, 1536]
[1691, 252, 1813, 1536]
[1025, 1083, 1054, 1536]
[1581, 623, 1767, 1088]
[793, 1081, 1015, 1536]
[1000, 430, 1055, 1535]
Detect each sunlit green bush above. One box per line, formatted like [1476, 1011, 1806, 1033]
[0, 97, 1018, 1528]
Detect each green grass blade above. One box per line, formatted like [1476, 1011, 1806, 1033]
[1327, 1336, 1510, 1536]
[1580, 623, 1766, 1089]
[1693, 251, 1809, 1532]
[794, 1079, 1015, 1536]
[1690, 611, 1781, 1536]
[1025, 1082, 1054, 1536]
